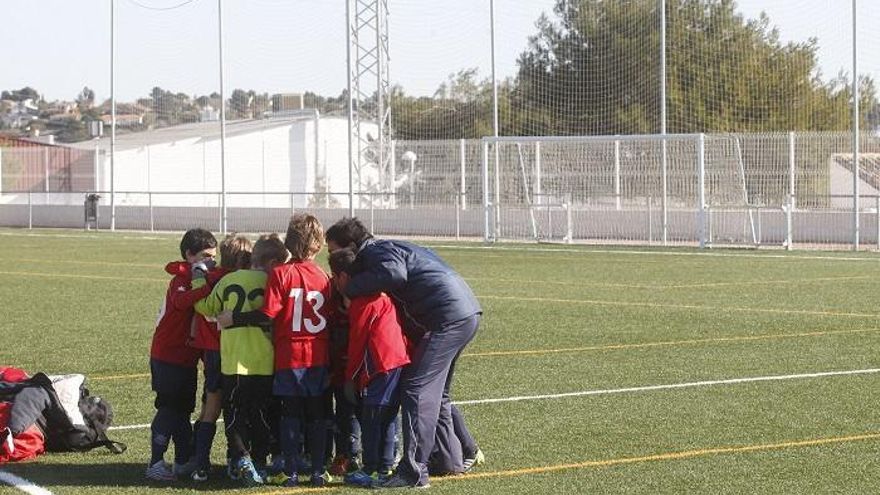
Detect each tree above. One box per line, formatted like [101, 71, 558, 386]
[76, 86, 95, 109]
[1, 87, 40, 102]
[514, 0, 874, 135]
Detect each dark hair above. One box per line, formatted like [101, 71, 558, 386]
[179, 228, 217, 259]
[325, 217, 372, 249]
[328, 247, 357, 276]
[285, 213, 324, 261]
[219, 234, 253, 270]
[252, 234, 289, 268]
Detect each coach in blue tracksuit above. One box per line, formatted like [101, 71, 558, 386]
[326, 217, 482, 489]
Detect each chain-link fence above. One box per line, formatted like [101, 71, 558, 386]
[1, 0, 878, 249]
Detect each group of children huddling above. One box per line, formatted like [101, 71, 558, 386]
[147, 214, 474, 488]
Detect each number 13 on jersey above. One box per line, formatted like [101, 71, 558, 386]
[289, 288, 327, 333]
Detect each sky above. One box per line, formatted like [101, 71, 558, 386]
[1, 0, 878, 103]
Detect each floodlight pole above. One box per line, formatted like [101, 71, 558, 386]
[851, 0, 859, 251]
[490, 0, 500, 239]
[660, 0, 668, 245]
[346, 0, 354, 217]
[110, 0, 116, 231]
[218, 0, 228, 234]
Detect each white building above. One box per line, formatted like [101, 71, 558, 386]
[65, 112, 379, 208]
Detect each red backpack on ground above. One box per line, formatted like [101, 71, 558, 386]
[0, 367, 45, 463]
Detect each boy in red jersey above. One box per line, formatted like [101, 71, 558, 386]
[146, 228, 216, 482]
[222, 214, 332, 487]
[328, 248, 410, 488]
[189, 234, 252, 482]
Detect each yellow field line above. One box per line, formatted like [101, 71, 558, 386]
[90, 373, 151, 381]
[461, 327, 880, 358]
[481, 294, 880, 318]
[0, 270, 165, 283]
[252, 431, 880, 493]
[662, 275, 874, 289]
[439, 432, 880, 482]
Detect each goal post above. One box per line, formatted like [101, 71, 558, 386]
[480, 133, 757, 248]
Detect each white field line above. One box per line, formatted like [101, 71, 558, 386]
[455, 368, 880, 406]
[109, 368, 880, 431]
[428, 244, 880, 262]
[0, 471, 53, 495]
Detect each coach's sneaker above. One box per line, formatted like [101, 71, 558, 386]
[463, 447, 485, 472]
[145, 460, 176, 482]
[372, 473, 428, 489]
[237, 456, 264, 487]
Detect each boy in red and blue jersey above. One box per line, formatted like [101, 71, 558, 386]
[223, 214, 333, 487]
[328, 247, 410, 488]
[146, 228, 216, 482]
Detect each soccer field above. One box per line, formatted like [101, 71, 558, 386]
[2, 228, 880, 494]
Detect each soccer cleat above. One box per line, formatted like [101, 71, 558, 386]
[376, 469, 393, 483]
[237, 457, 264, 487]
[191, 469, 209, 482]
[172, 458, 198, 477]
[226, 458, 241, 480]
[265, 472, 296, 486]
[462, 447, 485, 472]
[145, 460, 176, 482]
[310, 470, 331, 487]
[343, 469, 375, 488]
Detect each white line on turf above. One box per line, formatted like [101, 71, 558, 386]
[0, 470, 53, 495]
[109, 368, 880, 431]
[454, 368, 880, 406]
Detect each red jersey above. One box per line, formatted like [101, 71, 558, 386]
[151, 261, 209, 367]
[190, 267, 231, 351]
[346, 293, 411, 391]
[262, 260, 332, 370]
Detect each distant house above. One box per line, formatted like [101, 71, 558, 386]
[0, 99, 40, 129]
[100, 114, 144, 128]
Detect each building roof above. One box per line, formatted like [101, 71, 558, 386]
[66, 111, 339, 151]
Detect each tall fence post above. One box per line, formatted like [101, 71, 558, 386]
[482, 139, 491, 243]
[534, 141, 542, 205]
[698, 133, 707, 248]
[43, 147, 50, 192]
[614, 139, 621, 210]
[851, 0, 859, 251]
[455, 193, 461, 240]
[149, 192, 154, 232]
[787, 131, 795, 250]
[459, 139, 467, 211]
